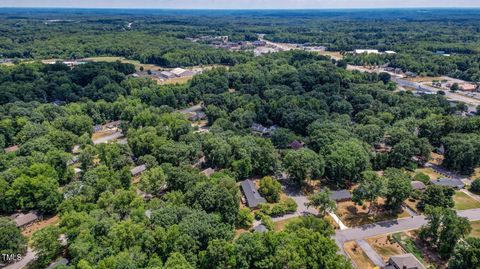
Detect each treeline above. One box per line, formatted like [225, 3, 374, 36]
[0, 61, 135, 104]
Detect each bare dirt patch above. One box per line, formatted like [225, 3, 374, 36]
[344, 241, 376, 269]
[22, 215, 60, 238]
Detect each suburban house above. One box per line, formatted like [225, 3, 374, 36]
[106, 120, 122, 130]
[188, 111, 207, 121]
[11, 211, 41, 227]
[240, 179, 267, 208]
[410, 181, 426, 191]
[201, 167, 215, 177]
[93, 124, 103, 133]
[329, 190, 352, 202]
[289, 140, 305, 150]
[131, 164, 147, 177]
[4, 145, 19, 153]
[384, 253, 425, 269]
[430, 178, 465, 189]
[251, 123, 277, 136]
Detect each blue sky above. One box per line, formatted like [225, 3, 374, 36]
[2, 0, 480, 9]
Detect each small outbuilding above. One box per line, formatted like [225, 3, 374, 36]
[240, 179, 267, 208]
[385, 253, 425, 269]
[410, 181, 426, 191]
[329, 190, 352, 202]
[430, 178, 464, 189]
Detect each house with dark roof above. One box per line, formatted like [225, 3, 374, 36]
[240, 180, 267, 208]
[410, 181, 426, 191]
[93, 124, 103, 133]
[329, 190, 352, 202]
[430, 178, 464, 189]
[290, 140, 304, 150]
[385, 253, 425, 269]
[131, 164, 147, 177]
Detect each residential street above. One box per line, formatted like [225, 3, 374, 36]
[335, 208, 480, 247]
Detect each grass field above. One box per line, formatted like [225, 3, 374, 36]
[85, 56, 162, 71]
[273, 216, 301, 231]
[453, 191, 480, 210]
[344, 241, 376, 269]
[469, 220, 480, 237]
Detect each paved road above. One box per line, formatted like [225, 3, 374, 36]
[356, 239, 385, 267]
[3, 249, 36, 269]
[335, 208, 480, 247]
[392, 77, 479, 112]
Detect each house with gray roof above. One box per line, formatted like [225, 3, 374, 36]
[385, 253, 425, 269]
[252, 224, 268, 233]
[411, 181, 426, 191]
[430, 178, 464, 189]
[329, 190, 352, 202]
[131, 164, 147, 176]
[240, 179, 267, 208]
[11, 211, 41, 227]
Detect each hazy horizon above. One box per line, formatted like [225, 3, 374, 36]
[2, 0, 480, 9]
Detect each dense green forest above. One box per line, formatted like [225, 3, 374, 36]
[1, 9, 480, 269]
[1, 9, 480, 79]
[0, 48, 479, 268]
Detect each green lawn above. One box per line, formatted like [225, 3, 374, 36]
[453, 191, 480, 210]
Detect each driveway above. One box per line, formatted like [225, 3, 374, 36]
[3, 249, 36, 269]
[356, 239, 385, 267]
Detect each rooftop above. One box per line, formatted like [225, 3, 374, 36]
[410, 181, 426, 190]
[329, 190, 352, 202]
[388, 253, 425, 269]
[131, 164, 147, 176]
[240, 179, 267, 208]
[430, 178, 464, 189]
[11, 211, 41, 227]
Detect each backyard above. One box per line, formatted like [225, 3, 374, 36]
[453, 191, 480, 210]
[366, 235, 405, 262]
[337, 199, 410, 227]
[344, 241, 376, 269]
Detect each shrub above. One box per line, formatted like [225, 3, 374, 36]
[471, 178, 480, 193]
[236, 208, 254, 228]
[259, 176, 282, 203]
[414, 172, 430, 184]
